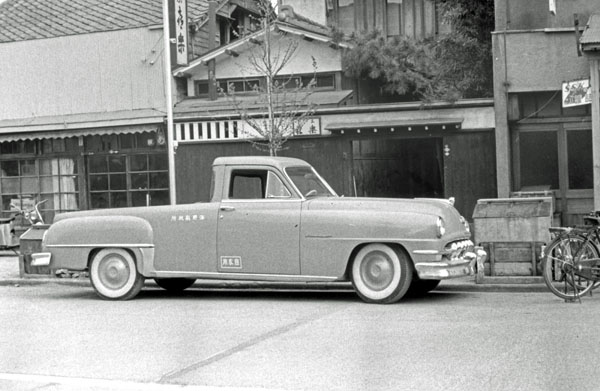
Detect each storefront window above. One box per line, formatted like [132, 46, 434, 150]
[1, 158, 79, 223]
[518, 131, 559, 190]
[88, 153, 169, 209]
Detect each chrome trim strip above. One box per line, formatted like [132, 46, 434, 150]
[46, 243, 155, 248]
[413, 250, 440, 255]
[221, 199, 303, 204]
[155, 270, 338, 281]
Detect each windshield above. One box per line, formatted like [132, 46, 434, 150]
[285, 166, 337, 198]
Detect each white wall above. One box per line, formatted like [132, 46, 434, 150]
[0, 27, 168, 120]
[281, 0, 327, 26]
[189, 33, 342, 83]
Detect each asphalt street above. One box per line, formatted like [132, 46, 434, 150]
[0, 277, 597, 391]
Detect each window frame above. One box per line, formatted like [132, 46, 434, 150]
[224, 167, 299, 201]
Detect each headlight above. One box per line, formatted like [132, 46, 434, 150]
[459, 216, 470, 233]
[436, 217, 446, 238]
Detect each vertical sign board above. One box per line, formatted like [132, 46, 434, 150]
[174, 0, 188, 66]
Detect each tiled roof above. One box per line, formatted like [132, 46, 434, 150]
[0, 0, 210, 43]
[581, 13, 600, 46]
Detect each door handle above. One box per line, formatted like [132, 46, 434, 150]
[220, 206, 236, 212]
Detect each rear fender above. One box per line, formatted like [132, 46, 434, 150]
[44, 216, 154, 273]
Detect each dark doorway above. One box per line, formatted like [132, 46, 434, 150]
[351, 138, 443, 198]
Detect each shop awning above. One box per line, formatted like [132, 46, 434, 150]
[325, 117, 464, 135]
[0, 109, 165, 142]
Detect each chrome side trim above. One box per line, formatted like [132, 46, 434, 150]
[46, 243, 155, 248]
[413, 250, 440, 255]
[155, 270, 339, 281]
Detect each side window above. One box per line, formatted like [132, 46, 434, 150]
[266, 171, 291, 198]
[229, 170, 267, 199]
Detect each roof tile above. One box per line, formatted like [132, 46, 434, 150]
[0, 0, 211, 43]
[581, 13, 600, 46]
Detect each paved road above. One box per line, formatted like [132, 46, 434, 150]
[0, 283, 596, 390]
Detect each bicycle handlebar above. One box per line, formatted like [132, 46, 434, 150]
[9, 200, 47, 225]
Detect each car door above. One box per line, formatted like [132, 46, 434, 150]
[217, 167, 301, 275]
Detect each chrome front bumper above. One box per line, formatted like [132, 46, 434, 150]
[414, 246, 487, 280]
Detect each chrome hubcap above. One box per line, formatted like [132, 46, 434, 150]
[98, 255, 129, 290]
[361, 251, 394, 291]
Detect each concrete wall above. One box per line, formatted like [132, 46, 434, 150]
[0, 27, 167, 120]
[502, 31, 590, 92]
[495, 0, 599, 30]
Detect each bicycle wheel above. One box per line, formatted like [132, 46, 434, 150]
[542, 234, 600, 301]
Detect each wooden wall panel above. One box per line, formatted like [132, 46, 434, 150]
[175, 136, 352, 204]
[443, 131, 497, 220]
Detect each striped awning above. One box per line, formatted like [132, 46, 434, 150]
[0, 109, 165, 142]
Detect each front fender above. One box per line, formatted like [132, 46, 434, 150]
[44, 216, 154, 271]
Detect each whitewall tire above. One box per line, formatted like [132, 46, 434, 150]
[90, 248, 144, 300]
[351, 244, 413, 304]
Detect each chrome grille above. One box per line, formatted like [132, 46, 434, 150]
[444, 240, 474, 260]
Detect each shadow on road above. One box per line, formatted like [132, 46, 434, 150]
[135, 287, 473, 304]
[40, 284, 473, 304]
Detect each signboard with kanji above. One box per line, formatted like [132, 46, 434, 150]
[174, 0, 188, 66]
[562, 79, 592, 108]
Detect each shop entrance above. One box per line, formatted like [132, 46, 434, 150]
[351, 138, 444, 198]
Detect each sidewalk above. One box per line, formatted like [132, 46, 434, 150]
[0, 252, 550, 293]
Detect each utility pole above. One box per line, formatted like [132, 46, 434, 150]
[162, 0, 177, 205]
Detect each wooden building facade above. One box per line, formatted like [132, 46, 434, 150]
[493, 0, 600, 225]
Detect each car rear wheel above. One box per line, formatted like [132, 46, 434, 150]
[90, 248, 144, 300]
[154, 278, 196, 292]
[351, 244, 413, 304]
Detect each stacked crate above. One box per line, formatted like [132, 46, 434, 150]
[472, 197, 552, 283]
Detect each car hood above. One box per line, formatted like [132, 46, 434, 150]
[305, 197, 456, 217]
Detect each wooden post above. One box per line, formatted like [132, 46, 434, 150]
[208, 1, 217, 101]
[492, 31, 512, 198]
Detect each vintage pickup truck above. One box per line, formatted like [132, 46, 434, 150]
[33, 156, 485, 304]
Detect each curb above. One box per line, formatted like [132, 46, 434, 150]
[0, 276, 551, 293]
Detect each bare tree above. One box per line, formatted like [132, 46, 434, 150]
[221, 0, 318, 156]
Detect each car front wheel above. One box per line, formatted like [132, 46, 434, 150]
[351, 244, 413, 304]
[90, 248, 144, 300]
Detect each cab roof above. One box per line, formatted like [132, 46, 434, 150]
[212, 156, 311, 170]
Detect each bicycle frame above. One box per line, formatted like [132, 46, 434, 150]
[545, 224, 600, 301]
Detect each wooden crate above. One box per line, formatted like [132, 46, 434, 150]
[475, 241, 544, 283]
[473, 197, 552, 244]
[18, 225, 51, 276]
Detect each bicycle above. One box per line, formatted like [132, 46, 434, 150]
[542, 213, 600, 302]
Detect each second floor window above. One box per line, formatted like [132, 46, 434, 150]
[195, 74, 336, 97]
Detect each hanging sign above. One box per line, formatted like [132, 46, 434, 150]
[175, 0, 188, 65]
[562, 79, 591, 108]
